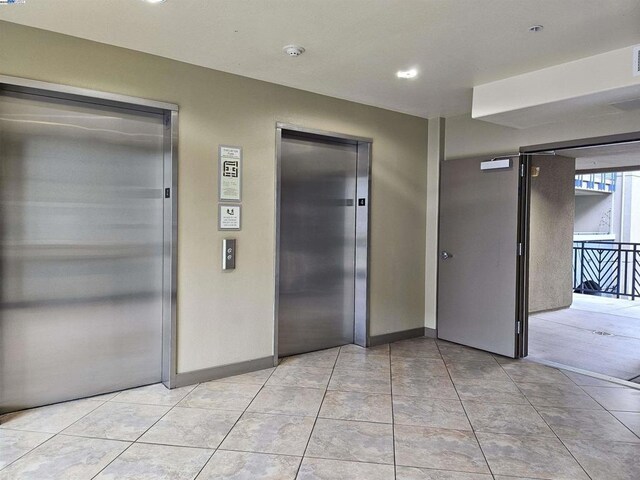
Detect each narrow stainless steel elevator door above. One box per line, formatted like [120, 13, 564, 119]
[278, 133, 357, 356]
[0, 91, 164, 413]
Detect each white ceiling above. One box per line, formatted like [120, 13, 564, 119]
[562, 143, 640, 172]
[2, 0, 640, 118]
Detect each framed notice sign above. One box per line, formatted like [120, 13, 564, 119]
[219, 204, 241, 231]
[219, 145, 242, 202]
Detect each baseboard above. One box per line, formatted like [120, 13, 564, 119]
[172, 356, 275, 388]
[423, 327, 437, 338]
[369, 327, 433, 347]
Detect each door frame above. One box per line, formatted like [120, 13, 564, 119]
[0, 74, 180, 388]
[274, 123, 372, 364]
[520, 130, 640, 358]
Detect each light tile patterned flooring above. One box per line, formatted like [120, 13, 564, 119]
[1, 338, 640, 479]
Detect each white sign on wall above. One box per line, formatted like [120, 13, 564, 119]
[219, 204, 241, 230]
[219, 145, 242, 202]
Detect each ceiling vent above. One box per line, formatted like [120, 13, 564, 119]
[634, 45, 640, 76]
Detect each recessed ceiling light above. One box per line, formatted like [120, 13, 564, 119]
[397, 69, 418, 79]
[144, 0, 166, 4]
[528, 25, 544, 33]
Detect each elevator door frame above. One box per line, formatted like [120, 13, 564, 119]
[0, 74, 179, 389]
[274, 123, 371, 364]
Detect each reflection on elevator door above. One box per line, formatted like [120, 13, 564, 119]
[278, 133, 357, 356]
[0, 90, 165, 413]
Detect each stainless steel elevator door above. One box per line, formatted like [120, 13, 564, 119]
[0, 91, 165, 413]
[278, 133, 357, 357]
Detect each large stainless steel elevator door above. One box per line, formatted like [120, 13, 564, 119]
[0, 90, 165, 413]
[278, 132, 357, 356]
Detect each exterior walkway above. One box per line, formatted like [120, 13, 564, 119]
[1, 337, 639, 479]
[529, 294, 640, 382]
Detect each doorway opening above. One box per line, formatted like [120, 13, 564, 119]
[525, 138, 640, 383]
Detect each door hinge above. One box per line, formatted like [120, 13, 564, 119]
[516, 321, 521, 334]
[520, 163, 525, 177]
[517, 243, 523, 256]
[165, 188, 171, 198]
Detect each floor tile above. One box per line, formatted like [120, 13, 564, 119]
[306, 418, 394, 464]
[112, 383, 195, 406]
[62, 402, 170, 441]
[0, 434, 128, 480]
[561, 370, 624, 388]
[298, 457, 395, 479]
[247, 386, 325, 416]
[0, 430, 52, 470]
[463, 401, 553, 436]
[501, 362, 573, 384]
[339, 344, 389, 356]
[394, 425, 489, 474]
[582, 386, 640, 411]
[454, 381, 527, 404]
[213, 368, 276, 385]
[390, 339, 442, 358]
[393, 396, 471, 430]
[476, 432, 588, 479]
[392, 357, 449, 377]
[537, 406, 640, 442]
[392, 374, 458, 399]
[178, 382, 261, 411]
[610, 410, 640, 437]
[220, 412, 314, 456]
[197, 450, 300, 480]
[266, 366, 332, 389]
[0, 399, 104, 434]
[516, 382, 603, 409]
[319, 390, 392, 423]
[138, 407, 240, 448]
[334, 352, 390, 371]
[446, 362, 511, 383]
[439, 347, 499, 365]
[94, 442, 212, 479]
[563, 438, 640, 480]
[396, 466, 492, 479]
[328, 368, 391, 394]
[278, 348, 339, 368]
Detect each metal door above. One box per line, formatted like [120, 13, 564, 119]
[437, 156, 526, 357]
[0, 90, 165, 413]
[278, 132, 357, 356]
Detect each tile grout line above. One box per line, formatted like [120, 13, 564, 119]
[436, 340, 495, 478]
[388, 345, 397, 480]
[497, 360, 594, 480]
[293, 347, 339, 479]
[192, 367, 280, 479]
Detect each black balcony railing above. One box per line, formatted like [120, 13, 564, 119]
[573, 241, 640, 300]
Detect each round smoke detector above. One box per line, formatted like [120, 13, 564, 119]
[283, 45, 305, 57]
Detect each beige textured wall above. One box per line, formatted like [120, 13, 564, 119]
[445, 112, 640, 160]
[529, 155, 576, 313]
[0, 22, 428, 373]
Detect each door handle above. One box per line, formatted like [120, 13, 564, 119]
[441, 251, 454, 260]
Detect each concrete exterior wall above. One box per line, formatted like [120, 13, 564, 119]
[0, 21, 429, 375]
[528, 156, 576, 313]
[575, 194, 613, 235]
